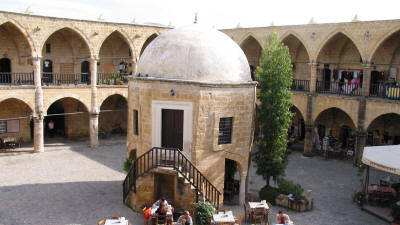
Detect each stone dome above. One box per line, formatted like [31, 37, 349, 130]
[137, 25, 252, 83]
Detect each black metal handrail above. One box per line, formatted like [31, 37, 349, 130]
[0, 72, 34, 85]
[41, 72, 91, 85]
[122, 147, 221, 209]
[369, 82, 400, 100]
[291, 79, 310, 92]
[316, 81, 362, 96]
[97, 72, 128, 85]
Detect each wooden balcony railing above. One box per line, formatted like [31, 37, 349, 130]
[0, 72, 34, 85]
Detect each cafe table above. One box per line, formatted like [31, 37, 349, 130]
[213, 213, 235, 224]
[248, 201, 269, 210]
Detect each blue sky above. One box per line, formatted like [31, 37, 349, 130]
[2, 0, 400, 28]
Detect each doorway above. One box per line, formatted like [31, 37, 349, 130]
[81, 61, 90, 84]
[161, 109, 183, 150]
[154, 173, 175, 203]
[46, 100, 65, 138]
[323, 68, 331, 90]
[0, 58, 11, 83]
[43, 59, 53, 84]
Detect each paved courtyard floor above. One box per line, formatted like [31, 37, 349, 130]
[0, 141, 388, 225]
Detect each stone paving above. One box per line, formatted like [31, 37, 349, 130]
[0, 142, 388, 225]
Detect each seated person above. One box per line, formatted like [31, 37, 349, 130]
[177, 211, 193, 225]
[152, 197, 169, 212]
[276, 211, 293, 224]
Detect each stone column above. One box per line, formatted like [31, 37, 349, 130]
[33, 57, 44, 153]
[303, 94, 314, 155]
[131, 58, 137, 75]
[239, 171, 247, 205]
[355, 131, 367, 161]
[309, 62, 318, 93]
[362, 63, 371, 97]
[90, 58, 99, 148]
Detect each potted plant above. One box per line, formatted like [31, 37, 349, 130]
[193, 202, 215, 225]
[392, 201, 400, 225]
[352, 191, 366, 206]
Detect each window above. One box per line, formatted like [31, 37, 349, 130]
[134, 110, 139, 135]
[0, 119, 20, 134]
[218, 117, 233, 145]
[46, 43, 51, 53]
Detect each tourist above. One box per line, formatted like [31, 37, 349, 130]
[48, 120, 55, 138]
[276, 211, 293, 224]
[152, 197, 168, 211]
[177, 210, 192, 225]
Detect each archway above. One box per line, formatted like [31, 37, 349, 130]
[99, 94, 127, 138]
[0, 98, 33, 145]
[0, 22, 33, 84]
[98, 31, 133, 84]
[367, 113, 400, 146]
[282, 34, 311, 90]
[42, 28, 91, 85]
[288, 106, 305, 150]
[45, 97, 89, 141]
[224, 158, 240, 204]
[314, 107, 356, 152]
[317, 32, 363, 95]
[240, 36, 262, 81]
[370, 30, 400, 98]
[140, 34, 158, 57]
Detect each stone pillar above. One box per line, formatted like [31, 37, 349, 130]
[362, 63, 371, 97]
[33, 57, 44, 153]
[355, 96, 367, 162]
[303, 94, 314, 155]
[239, 171, 247, 205]
[309, 62, 318, 93]
[131, 58, 137, 75]
[90, 58, 99, 148]
[355, 131, 367, 161]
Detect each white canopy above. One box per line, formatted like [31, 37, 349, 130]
[362, 145, 400, 175]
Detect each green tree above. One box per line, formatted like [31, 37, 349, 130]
[254, 32, 293, 186]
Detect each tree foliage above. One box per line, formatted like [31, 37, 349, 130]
[254, 32, 293, 186]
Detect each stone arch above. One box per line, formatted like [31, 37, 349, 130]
[225, 154, 246, 175]
[0, 19, 36, 55]
[366, 113, 400, 145]
[97, 90, 128, 109]
[368, 25, 400, 62]
[314, 107, 356, 132]
[44, 94, 90, 114]
[316, 29, 364, 63]
[140, 33, 158, 57]
[313, 102, 357, 128]
[41, 26, 94, 58]
[99, 94, 128, 134]
[98, 30, 135, 59]
[281, 31, 311, 62]
[0, 97, 34, 113]
[238, 32, 262, 48]
[365, 103, 400, 129]
[239, 34, 263, 80]
[0, 94, 34, 111]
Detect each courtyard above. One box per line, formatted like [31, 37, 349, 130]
[0, 141, 385, 225]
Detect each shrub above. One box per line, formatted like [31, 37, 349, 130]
[352, 191, 366, 206]
[392, 201, 400, 223]
[278, 179, 304, 199]
[259, 186, 280, 205]
[123, 155, 136, 173]
[193, 202, 215, 225]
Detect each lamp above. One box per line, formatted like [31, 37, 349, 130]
[365, 31, 370, 38]
[33, 26, 40, 32]
[311, 32, 316, 39]
[170, 89, 175, 96]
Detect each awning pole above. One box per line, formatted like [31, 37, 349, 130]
[364, 166, 370, 195]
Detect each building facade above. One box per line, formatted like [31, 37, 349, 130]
[1, 10, 399, 160]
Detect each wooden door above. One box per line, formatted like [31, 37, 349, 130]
[161, 109, 183, 150]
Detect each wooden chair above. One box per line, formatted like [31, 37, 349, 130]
[243, 203, 251, 223]
[236, 213, 242, 225]
[252, 208, 264, 225]
[217, 207, 226, 214]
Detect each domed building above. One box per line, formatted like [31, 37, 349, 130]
[124, 25, 257, 211]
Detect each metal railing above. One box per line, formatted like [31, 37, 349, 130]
[97, 72, 128, 85]
[41, 73, 91, 86]
[123, 147, 221, 209]
[291, 79, 310, 92]
[0, 72, 34, 85]
[316, 81, 362, 96]
[369, 82, 400, 100]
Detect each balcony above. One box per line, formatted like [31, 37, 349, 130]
[0, 72, 34, 86]
[291, 79, 310, 92]
[41, 73, 90, 86]
[97, 73, 128, 85]
[316, 81, 362, 96]
[369, 82, 400, 100]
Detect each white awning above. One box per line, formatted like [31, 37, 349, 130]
[362, 145, 400, 175]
